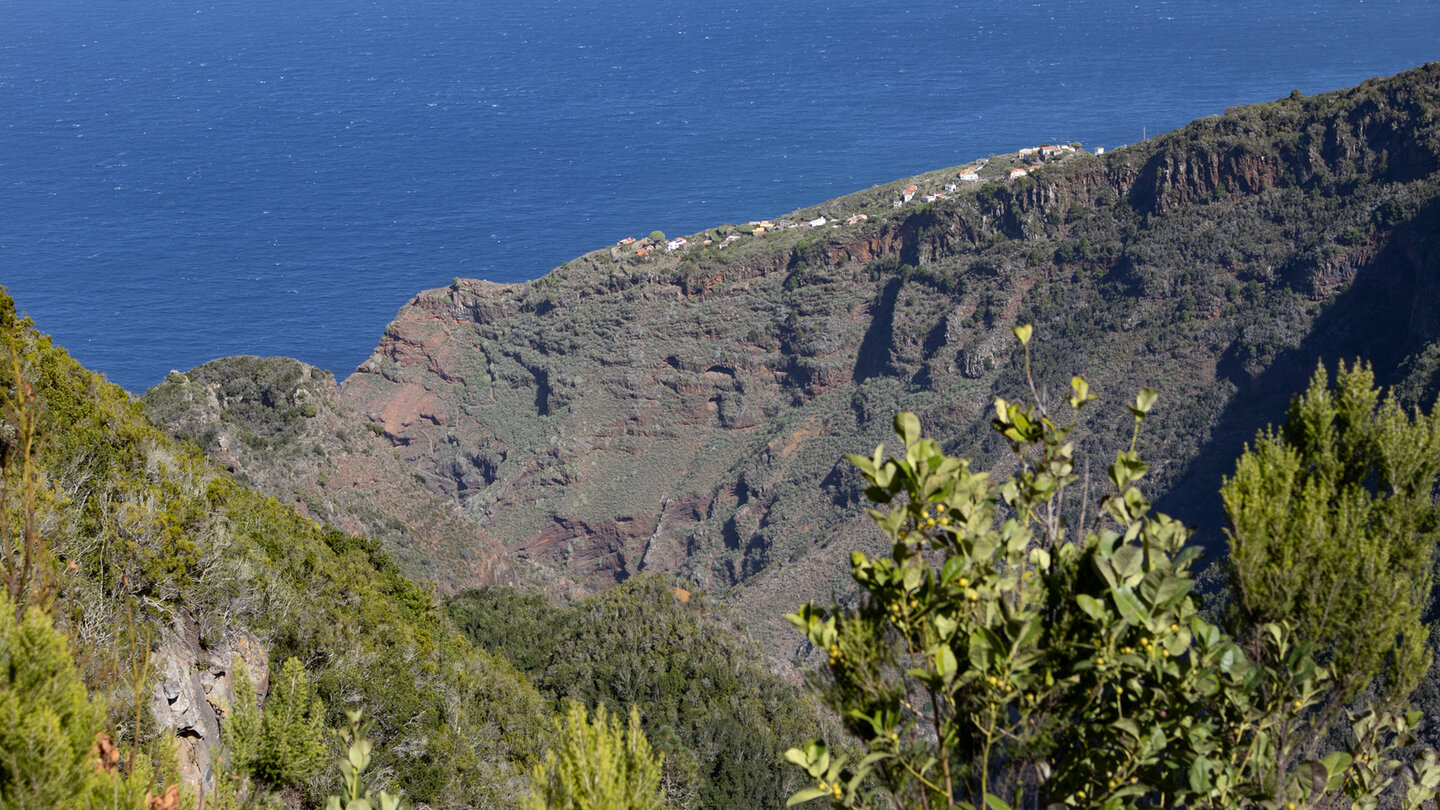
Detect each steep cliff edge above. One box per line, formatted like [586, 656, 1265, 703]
[287, 66, 1440, 650]
[143, 355, 511, 592]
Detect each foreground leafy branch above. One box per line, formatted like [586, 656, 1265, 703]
[786, 328, 1440, 810]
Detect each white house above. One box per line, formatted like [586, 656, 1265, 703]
[1008, 168, 1028, 180]
[807, 216, 827, 228]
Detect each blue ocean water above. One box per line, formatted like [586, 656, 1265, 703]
[1, 0, 1436, 392]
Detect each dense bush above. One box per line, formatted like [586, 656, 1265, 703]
[786, 330, 1440, 810]
[228, 657, 328, 790]
[524, 702, 665, 810]
[0, 591, 155, 809]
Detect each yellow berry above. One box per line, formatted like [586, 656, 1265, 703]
[968, 592, 979, 602]
[939, 517, 951, 526]
[925, 518, 936, 527]
[958, 577, 969, 587]
[936, 503, 947, 513]
[1170, 623, 1179, 632]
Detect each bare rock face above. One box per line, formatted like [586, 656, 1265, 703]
[149, 612, 268, 797]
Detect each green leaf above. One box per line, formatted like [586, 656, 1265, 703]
[846, 453, 877, 476]
[1111, 545, 1142, 580]
[1076, 594, 1107, 621]
[1111, 586, 1146, 624]
[969, 628, 995, 670]
[984, 794, 1013, 810]
[1188, 757, 1214, 795]
[1029, 546, 1051, 571]
[784, 747, 812, 769]
[933, 614, 958, 641]
[1112, 717, 1141, 740]
[786, 787, 833, 806]
[1321, 751, 1353, 789]
[895, 412, 921, 447]
[935, 645, 958, 683]
[994, 398, 1010, 424]
[1151, 574, 1195, 607]
[1130, 387, 1159, 417]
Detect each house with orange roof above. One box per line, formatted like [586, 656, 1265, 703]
[902, 184, 917, 203]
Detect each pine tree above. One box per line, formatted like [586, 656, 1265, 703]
[525, 702, 665, 810]
[0, 590, 156, 809]
[1224, 361, 1440, 706]
[0, 593, 105, 807]
[225, 657, 327, 789]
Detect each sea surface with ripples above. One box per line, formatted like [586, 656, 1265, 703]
[1, 0, 1436, 391]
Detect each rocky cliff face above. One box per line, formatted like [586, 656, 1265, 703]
[174, 65, 1440, 653]
[143, 355, 512, 593]
[149, 612, 269, 796]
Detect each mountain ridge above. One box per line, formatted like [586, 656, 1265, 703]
[151, 63, 1440, 655]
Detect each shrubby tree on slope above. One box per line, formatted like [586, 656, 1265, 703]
[1225, 360, 1440, 715]
[0, 590, 158, 810]
[524, 701, 666, 810]
[226, 656, 328, 791]
[786, 328, 1440, 810]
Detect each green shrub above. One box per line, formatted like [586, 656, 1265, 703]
[228, 657, 328, 789]
[0, 590, 156, 810]
[524, 702, 665, 810]
[785, 329, 1440, 810]
[1225, 360, 1439, 707]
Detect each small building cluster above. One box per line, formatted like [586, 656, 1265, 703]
[612, 141, 1092, 261]
[611, 208, 870, 260]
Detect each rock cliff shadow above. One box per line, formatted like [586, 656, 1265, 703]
[854, 276, 903, 383]
[1153, 195, 1440, 561]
